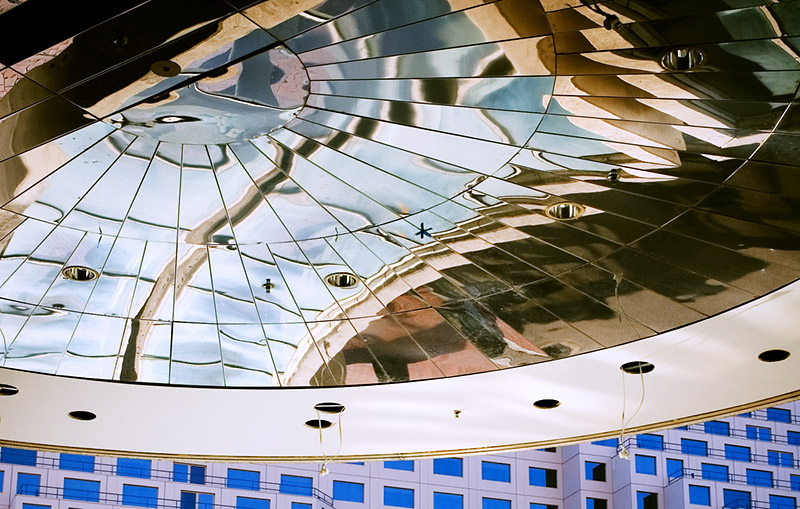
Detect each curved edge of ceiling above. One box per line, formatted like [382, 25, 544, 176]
[1, 279, 798, 461]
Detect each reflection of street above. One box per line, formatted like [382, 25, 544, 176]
[310, 286, 547, 385]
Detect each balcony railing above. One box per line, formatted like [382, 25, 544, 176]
[621, 438, 798, 469]
[665, 467, 796, 491]
[10, 476, 335, 509]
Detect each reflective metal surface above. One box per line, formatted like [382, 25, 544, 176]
[1, 0, 799, 388]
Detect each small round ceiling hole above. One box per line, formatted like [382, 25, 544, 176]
[621, 361, 655, 374]
[151, 60, 181, 77]
[0, 384, 19, 396]
[660, 47, 705, 71]
[545, 202, 585, 221]
[758, 349, 790, 363]
[533, 399, 561, 409]
[314, 402, 345, 414]
[325, 272, 358, 289]
[305, 418, 333, 429]
[68, 410, 97, 421]
[62, 266, 99, 282]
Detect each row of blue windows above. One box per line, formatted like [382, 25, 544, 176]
[635, 435, 797, 465]
[691, 488, 796, 509]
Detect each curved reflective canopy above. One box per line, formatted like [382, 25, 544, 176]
[0, 0, 799, 392]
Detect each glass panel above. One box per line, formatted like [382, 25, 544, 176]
[227, 469, 260, 491]
[332, 481, 364, 503]
[384, 486, 414, 508]
[481, 462, 510, 482]
[279, 475, 312, 496]
[63, 478, 100, 502]
[122, 485, 158, 508]
[433, 458, 463, 477]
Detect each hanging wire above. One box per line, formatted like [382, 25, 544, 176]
[614, 273, 647, 459]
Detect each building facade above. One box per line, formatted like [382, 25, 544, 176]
[1, 402, 799, 509]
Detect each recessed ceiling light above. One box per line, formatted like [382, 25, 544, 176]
[758, 349, 790, 362]
[533, 399, 561, 409]
[68, 410, 97, 421]
[545, 202, 585, 221]
[660, 47, 705, 71]
[620, 361, 655, 374]
[61, 266, 99, 282]
[325, 272, 359, 289]
[314, 402, 346, 414]
[0, 384, 19, 396]
[155, 115, 200, 124]
[305, 418, 333, 429]
[151, 60, 181, 77]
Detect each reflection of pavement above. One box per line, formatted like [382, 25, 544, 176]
[311, 286, 547, 385]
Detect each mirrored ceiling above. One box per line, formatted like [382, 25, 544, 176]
[0, 0, 799, 388]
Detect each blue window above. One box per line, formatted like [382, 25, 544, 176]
[789, 431, 800, 446]
[704, 421, 730, 436]
[17, 473, 40, 496]
[667, 458, 683, 479]
[174, 464, 206, 484]
[434, 493, 463, 509]
[746, 469, 773, 487]
[587, 498, 607, 509]
[682, 438, 708, 456]
[278, 474, 311, 496]
[22, 505, 49, 509]
[637, 434, 663, 451]
[385, 460, 414, 471]
[118, 458, 151, 479]
[482, 498, 511, 509]
[433, 458, 462, 477]
[291, 504, 310, 509]
[688, 485, 710, 506]
[529, 467, 557, 487]
[746, 425, 771, 441]
[585, 461, 606, 481]
[59, 454, 94, 473]
[332, 481, 364, 503]
[792, 475, 800, 491]
[384, 487, 414, 508]
[236, 497, 269, 509]
[347, 462, 364, 465]
[725, 444, 751, 462]
[768, 450, 793, 467]
[701, 463, 728, 482]
[767, 408, 792, 423]
[180, 492, 213, 509]
[769, 495, 796, 509]
[481, 461, 510, 482]
[530, 505, 557, 509]
[63, 478, 100, 502]
[636, 492, 657, 509]
[723, 491, 751, 509]
[0, 471, 3, 492]
[635, 455, 656, 475]
[592, 438, 618, 447]
[1, 447, 36, 466]
[227, 469, 260, 491]
[122, 485, 158, 508]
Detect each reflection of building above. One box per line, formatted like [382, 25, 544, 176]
[3, 402, 800, 509]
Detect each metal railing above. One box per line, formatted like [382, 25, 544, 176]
[621, 438, 799, 469]
[8, 471, 335, 509]
[680, 423, 800, 446]
[665, 468, 796, 491]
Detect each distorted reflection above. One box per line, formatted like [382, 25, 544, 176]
[0, 0, 798, 386]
